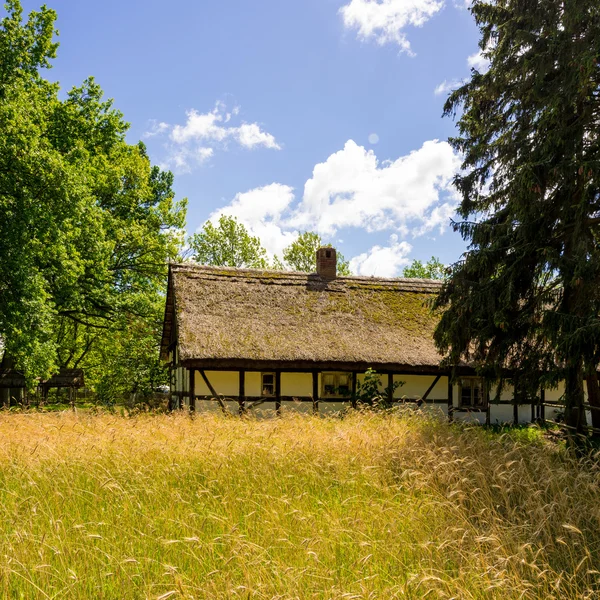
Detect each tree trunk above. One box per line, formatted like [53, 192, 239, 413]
[585, 368, 600, 435]
[564, 362, 587, 436]
[0, 352, 15, 408]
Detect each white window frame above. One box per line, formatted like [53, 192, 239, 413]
[458, 377, 487, 409]
[261, 372, 276, 397]
[321, 372, 352, 399]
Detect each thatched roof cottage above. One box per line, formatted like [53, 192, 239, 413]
[161, 248, 563, 424]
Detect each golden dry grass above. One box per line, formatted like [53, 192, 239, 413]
[0, 410, 598, 599]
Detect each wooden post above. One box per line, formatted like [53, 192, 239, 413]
[447, 376, 454, 422]
[531, 391, 536, 423]
[387, 373, 394, 405]
[540, 387, 546, 424]
[513, 379, 519, 426]
[238, 370, 246, 416]
[199, 370, 227, 414]
[312, 371, 319, 414]
[189, 368, 196, 412]
[485, 383, 491, 426]
[0, 388, 8, 409]
[421, 374, 442, 403]
[275, 371, 281, 415]
[351, 372, 357, 409]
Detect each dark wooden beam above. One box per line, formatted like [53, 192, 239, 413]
[351, 372, 357, 409]
[447, 376, 454, 422]
[312, 371, 319, 414]
[199, 369, 228, 414]
[183, 358, 467, 377]
[540, 387, 545, 424]
[421, 374, 441, 402]
[513, 379, 519, 426]
[246, 398, 268, 410]
[189, 368, 196, 412]
[387, 373, 394, 405]
[275, 371, 281, 416]
[238, 370, 246, 416]
[191, 395, 450, 405]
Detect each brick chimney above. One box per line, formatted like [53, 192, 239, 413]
[316, 247, 337, 279]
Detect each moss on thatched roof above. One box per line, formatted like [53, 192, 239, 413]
[161, 263, 445, 369]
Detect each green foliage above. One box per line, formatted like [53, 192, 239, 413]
[92, 315, 167, 406]
[0, 1, 187, 387]
[433, 0, 600, 434]
[355, 368, 403, 409]
[402, 257, 446, 280]
[282, 231, 352, 275]
[189, 215, 269, 269]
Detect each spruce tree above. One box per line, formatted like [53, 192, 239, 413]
[434, 0, 600, 435]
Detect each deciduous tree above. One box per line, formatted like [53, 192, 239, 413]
[189, 215, 269, 268]
[282, 232, 351, 275]
[403, 257, 446, 280]
[0, 1, 186, 388]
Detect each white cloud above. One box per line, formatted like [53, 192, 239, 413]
[467, 49, 490, 72]
[235, 123, 280, 149]
[288, 138, 461, 236]
[349, 235, 412, 277]
[340, 0, 444, 54]
[147, 102, 280, 173]
[143, 120, 169, 138]
[196, 147, 214, 162]
[171, 103, 280, 149]
[207, 183, 297, 258]
[204, 139, 461, 271]
[434, 78, 462, 96]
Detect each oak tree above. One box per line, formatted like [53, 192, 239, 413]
[0, 1, 186, 391]
[189, 215, 269, 269]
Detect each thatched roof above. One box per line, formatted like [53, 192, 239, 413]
[0, 369, 26, 389]
[40, 369, 85, 389]
[161, 263, 447, 372]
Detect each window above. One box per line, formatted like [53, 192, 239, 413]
[261, 372, 275, 396]
[322, 372, 351, 398]
[459, 378, 487, 408]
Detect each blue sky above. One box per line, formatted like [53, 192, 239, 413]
[20, 0, 487, 276]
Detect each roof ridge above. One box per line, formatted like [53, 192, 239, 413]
[169, 262, 443, 288]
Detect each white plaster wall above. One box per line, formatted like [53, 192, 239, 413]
[180, 370, 589, 425]
[281, 399, 313, 414]
[397, 375, 448, 400]
[194, 371, 239, 397]
[453, 411, 486, 424]
[493, 383, 515, 402]
[192, 371, 314, 398]
[281, 373, 312, 397]
[175, 367, 188, 395]
[245, 372, 262, 397]
[545, 382, 565, 402]
[519, 404, 533, 423]
[489, 404, 514, 424]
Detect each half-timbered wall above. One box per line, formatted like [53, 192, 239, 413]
[170, 363, 590, 425]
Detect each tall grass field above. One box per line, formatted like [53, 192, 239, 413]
[0, 411, 598, 599]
